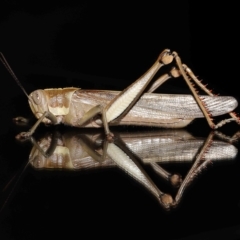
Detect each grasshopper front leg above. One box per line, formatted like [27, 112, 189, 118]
[77, 104, 114, 141]
[16, 111, 57, 140]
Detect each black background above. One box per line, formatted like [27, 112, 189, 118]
[0, 1, 240, 240]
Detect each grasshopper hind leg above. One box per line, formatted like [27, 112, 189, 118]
[145, 51, 240, 129]
[182, 64, 240, 128]
[77, 50, 176, 139]
[171, 51, 240, 129]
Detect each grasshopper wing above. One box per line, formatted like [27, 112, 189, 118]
[73, 90, 238, 128]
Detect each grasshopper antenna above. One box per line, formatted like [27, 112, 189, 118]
[0, 52, 30, 100]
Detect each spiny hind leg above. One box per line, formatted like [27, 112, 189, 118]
[174, 131, 215, 206]
[78, 50, 177, 140]
[182, 64, 240, 127]
[105, 49, 175, 124]
[147, 67, 181, 93]
[172, 51, 240, 129]
[150, 163, 182, 188]
[146, 50, 239, 129]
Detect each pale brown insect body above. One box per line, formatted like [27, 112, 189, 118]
[29, 88, 237, 129]
[1, 49, 240, 139]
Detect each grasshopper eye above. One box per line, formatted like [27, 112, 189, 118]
[31, 91, 42, 105]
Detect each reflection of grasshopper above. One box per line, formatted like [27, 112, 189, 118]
[1, 50, 239, 141]
[29, 130, 237, 210]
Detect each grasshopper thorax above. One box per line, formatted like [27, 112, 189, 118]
[29, 88, 79, 124]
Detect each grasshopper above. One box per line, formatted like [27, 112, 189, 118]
[1, 49, 239, 140]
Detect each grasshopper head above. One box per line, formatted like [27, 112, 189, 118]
[29, 88, 79, 124]
[29, 90, 50, 124]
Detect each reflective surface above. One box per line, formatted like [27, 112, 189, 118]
[1, 125, 240, 239]
[28, 129, 238, 209]
[1, 2, 240, 240]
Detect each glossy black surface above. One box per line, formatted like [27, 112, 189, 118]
[0, 2, 240, 239]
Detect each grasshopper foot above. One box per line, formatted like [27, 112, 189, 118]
[13, 116, 29, 126]
[15, 131, 32, 141]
